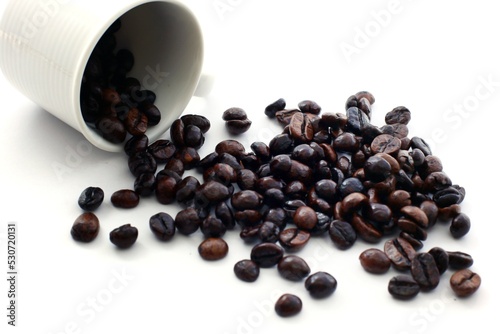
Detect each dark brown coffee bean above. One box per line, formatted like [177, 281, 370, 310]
[195, 180, 231, 207]
[387, 190, 412, 211]
[278, 228, 310, 252]
[447, 251, 473, 270]
[124, 135, 149, 156]
[341, 192, 368, 216]
[400, 206, 429, 228]
[305, 272, 337, 298]
[230, 190, 262, 210]
[164, 158, 185, 177]
[174, 176, 199, 204]
[71, 212, 100, 242]
[170, 118, 185, 147]
[411, 253, 440, 291]
[385, 106, 411, 125]
[78, 187, 104, 211]
[384, 237, 417, 271]
[351, 213, 383, 243]
[359, 248, 391, 276]
[128, 151, 157, 177]
[204, 163, 237, 186]
[146, 140, 176, 163]
[420, 200, 439, 227]
[96, 116, 127, 143]
[213, 201, 234, 230]
[215, 140, 246, 159]
[276, 109, 301, 126]
[275, 294, 302, 317]
[428, 247, 449, 275]
[124, 107, 148, 136]
[354, 91, 375, 104]
[264, 208, 288, 229]
[450, 269, 481, 297]
[265, 98, 286, 118]
[438, 204, 462, 221]
[269, 133, 294, 155]
[388, 275, 420, 300]
[174, 207, 202, 235]
[298, 100, 321, 114]
[332, 132, 360, 153]
[450, 213, 471, 239]
[235, 169, 257, 191]
[140, 104, 161, 126]
[181, 114, 211, 133]
[250, 242, 284, 268]
[184, 125, 205, 149]
[225, 119, 252, 135]
[234, 210, 262, 227]
[256, 222, 280, 243]
[175, 147, 200, 170]
[198, 237, 228, 261]
[329, 220, 357, 250]
[109, 224, 138, 249]
[364, 155, 392, 182]
[410, 136, 432, 156]
[289, 112, 314, 142]
[278, 255, 311, 281]
[111, 189, 140, 208]
[293, 206, 317, 230]
[149, 212, 175, 241]
[397, 217, 428, 241]
[102, 88, 121, 105]
[222, 107, 247, 120]
[399, 232, 424, 250]
[200, 216, 227, 238]
[134, 172, 156, 196]
[155, 174, 178, 204]
[234, 260, 260, 282]
[371, 134, 401, 156]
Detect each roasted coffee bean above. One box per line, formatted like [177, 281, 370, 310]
[400, 206, 429, 228]
[265, 98, 286, 118]
[278, 228, 310, 252]
[357, 97, 372, 119]
[264, 208, 288, 229]
[250, 142, 271, 162]
[420, 200, 439, 227]
[397, 218, 428, 241]
[256, 176, 285, 193]
[250, 242, 284, 268]
[399, 232, 423, 250]
[264, 188, 285, 207]
[128, 151, 157, 177]
[226, 119, 252, 135]
[450, 213, 471, 238]
[329, 220, 357, 250]
[333, 132, 360, 153]
[450, 269, 481, 298]
[313, 179, 337, 202]
[269, 154, 292, 176]
[346, 106, 370, 135]
[298, 100, 321, 114]
[278, 255, 311, 281]
[438, 204, 462, 221]
[124, 107, 148, 136]
[71, 212, 100, 242]
[268, 133, 294, 156]
[175, 147, 200, 170]
[140, 104, 161, 126]
[341, 192, 368, 216]
[351, 213, 383, 243]
[174, 207, 202, 235]
[237, 169, 258, 190]
[148, 140, 176, 163]
[234, 260, 260, 282]
[215, 201, 235, 230]
[410, 137, 432, 156]
[310, 212, 331, 236]
[170, 119, 185, 147]
[371, 134, 401, 156]
[240, 153, 259, 170]
[111, 189, 140, 208]
[387, 190, 412, 211]
[364, 203, 392, 224]
[284, 180, 307, 200]
[195, 180, 231, 207]
[125, 135, 149, 156]
[293, 206, 317, 231]
[359, 248, 391, 274]
[134, 172, 156, 196]
[423, 172, 452, 193]
[289, 112, 314, 142]
[234, 210, 262, 227]
[181, 114, 211, 133]
[258, 222, 280, 243]
[198, 237, 228, 261]
[287, 160, 313, 185]
[428, 247, 449, 275]
[175, 176, 200, 204]
[354, 91, 375, 104]
[388, 275, 420, 300]
[385, 106, 411, 125]
[339, 177, 364, 198]
[231, 190, 263, 210]
[155, 174, 178, 204]
[447, 251, 473, 270]
[78, 187, 104, 211]
[109, 224, 138, 249]
[201, 216, 227, 238]
[275, 294, 302, 317]
[184, 125, 205, 149]
[204, 163, 237, 186]
[239, 225, 261, 243]
[164, 158, 185, 177]
[276, 109, 301, 126]
[149, 212, 175, 241]
[384, 237, 417, 271]
[223, 107, 247, 121]
[305, 272, 337, 298]
[96, 116, 127, 143]
[364, 155, 392, 182]
[410, 253, 440, 291]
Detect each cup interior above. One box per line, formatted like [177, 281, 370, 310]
[77, 1, 203, 152]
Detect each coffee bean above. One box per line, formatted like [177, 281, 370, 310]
[215, 201, 235, 230]
[269, 133, 294, 155]
[371, 134, 401, 156]
[305, 272, 337, 298]
[170, 119, 185, 147]
[447, 251, 473, 270]
[276, 109, 301, 126]
[364, 155, 392, 182]
[175, 207, 202, 235]
[111, 189, 140, 208]
[155, 174, 178, 204]
[124, 135, 149, 156]
[184, 125, 205, 149]
[341, 192, 368, 216]
[198, 238, 228, 261]
[278, 228, 310, 253]
[411, 253, 440, 291]
[385, 106, 411, 125]
[234, 210, 263, 227]
[200, 216, 227, 238]
[265, 98, 286, 118]
[204, 163, 237, 186]
[234, 260, 260, 282]
[359, 248, 391, 274]
[388, 275, 420, 300]
[181, 114, 211, 133]
[289, 112, 314, 143]
[258, 222, 280, 243]
[450, 269, 481, 297]
[275, 294, 302, 317]
[298, 100, 321, 114]
[339, 177, 364, 198]
[293, 206, 317, 231]
[329, 220, 357, 250]
[237, 169, 258, 190]
[134, 172, 156, 196]
[141, 104, 161, 126]
[450, 213, 471, 238]
[277, 255, 311, 281]
[96, 116, 127, 143]
[128, 151, 157, 177]
[175, 147, 200, 170]
[428, 247, 449, 275]
[71, 212, 100, 242]
[109, 224, 138, 249]
[226, 119, 252, 135]
[410, 137, 432, 156]
[250, 242, 284, 268]
[215, 140, 246, 159]
[124, 107, 148, 136]
[78, 187, 104, 211]
[164, 158, 185, 177]
[384, 237, 417, 271]
[149, 212, 175, 241]
[346, 106, 370, 135]
[148, 139, 176, 163]
[195, 180, 231, 207]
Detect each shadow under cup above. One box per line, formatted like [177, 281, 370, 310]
[80, 2, 204, 151]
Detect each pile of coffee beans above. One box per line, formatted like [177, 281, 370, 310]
[80, 18, 161, 144]
[72, 91, 481, 318]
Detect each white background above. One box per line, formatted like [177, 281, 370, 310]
[1, 0, 499, 333]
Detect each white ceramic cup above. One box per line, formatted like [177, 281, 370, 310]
[0, 0, 204, 152]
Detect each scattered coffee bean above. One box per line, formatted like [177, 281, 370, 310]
[388, 275, 420, 300]
[71, 212, 100, 242]
[198, 237, 229, 261]
[78, 187, 104, 211]
[275, 294, 302, 317]
[450, 269, 481, 297]
[448, 251, 474, 270]
[234, 260, 260, 282]
[277, 255, 311, 281]
[149, 212, 175, 241]
[410, 253, 440, 291]
[359, 248, 391, 274]
[109, 224, 138, 249]
[110, 189, 140, 208]
[250, 242, 284, 268]
[305, 272, 337, 298]
[450, 213, 471, 239]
